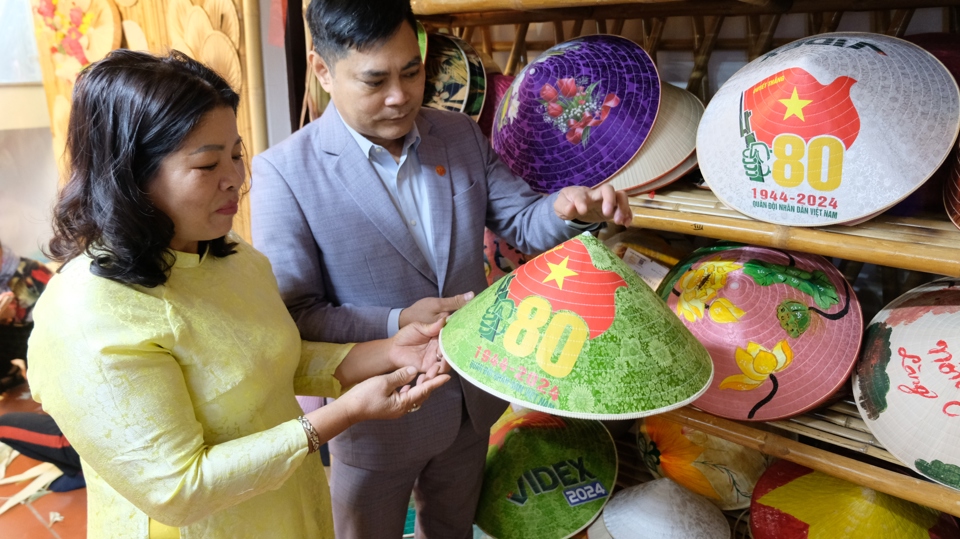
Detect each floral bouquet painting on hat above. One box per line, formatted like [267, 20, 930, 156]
[539, 77, 621, 147]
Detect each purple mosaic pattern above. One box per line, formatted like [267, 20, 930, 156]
[493, 35, 660, 194]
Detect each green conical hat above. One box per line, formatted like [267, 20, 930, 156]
[475, 406, 618, 539]
[439, 233, 713, 419]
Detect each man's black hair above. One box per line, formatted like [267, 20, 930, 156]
[306, 0, 417, 64]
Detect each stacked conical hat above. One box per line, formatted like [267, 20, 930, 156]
[586, 479, 730, 539]
[440, 233, 713, 419]
[697, 32, 960, 226]
[852, 277, 960, 491]
[492, 35, 661, 194]
[604, 82, 704, 194]
[656, 243, 863, 421]
[751, 460, 960, 539]
[475, 406, 617, 539]
[422, 33, 486, 118]
[637, 415, 772, 510]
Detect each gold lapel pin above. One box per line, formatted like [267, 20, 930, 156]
[435, 165, 446, 176]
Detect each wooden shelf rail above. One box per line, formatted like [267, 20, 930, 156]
[663, 407, 960, 517]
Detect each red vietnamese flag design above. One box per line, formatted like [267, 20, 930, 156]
[507, 239, 627, 339]
[743, 67, 860, 149]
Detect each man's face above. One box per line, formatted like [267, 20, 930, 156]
[311, 22, 424, 148]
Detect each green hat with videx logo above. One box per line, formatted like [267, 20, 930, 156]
[475, 406, 617, 538]
[439, 233, 713, 419]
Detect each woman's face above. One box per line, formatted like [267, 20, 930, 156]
[148, 107, 244, 254]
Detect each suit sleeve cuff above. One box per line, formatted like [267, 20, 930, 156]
[387, 308, 402, 338]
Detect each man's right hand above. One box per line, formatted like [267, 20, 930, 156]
[398, 292, 474, 328]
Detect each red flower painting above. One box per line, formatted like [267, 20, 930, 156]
[539, 77, 620, 148]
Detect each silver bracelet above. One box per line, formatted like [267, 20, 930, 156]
[298, 416, 322, 454]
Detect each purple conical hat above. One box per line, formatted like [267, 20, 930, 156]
[656, 243, 863, 421]
[697, 32, 960, 226]
[492, 35, 660, 194]
[852, 277, 960, 491]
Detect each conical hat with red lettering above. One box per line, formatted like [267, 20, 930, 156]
[751, 460, 960, 539]
[594, 479, 730, 539]
[656, 243, 863, 421]
[852, 277, 960, 491]
[439, 233, 713, 420]
[697, 32, 960, 226]
[492, 35, 660, 194]
[474, 406, 618, 539]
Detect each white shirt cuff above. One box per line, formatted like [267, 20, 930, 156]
[387, 308, 403, 338]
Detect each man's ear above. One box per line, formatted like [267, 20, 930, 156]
[309, 50, 334, 93]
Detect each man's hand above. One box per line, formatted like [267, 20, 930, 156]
[399, 292, 474, 328]
[554, 183, 633, 227]
[389, 318, 451, 380]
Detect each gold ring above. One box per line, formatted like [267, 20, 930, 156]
[407, 403, 421, 413]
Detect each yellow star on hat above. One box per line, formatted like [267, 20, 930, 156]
[779, 87, 812, 121]
[543, 257, 578, 289]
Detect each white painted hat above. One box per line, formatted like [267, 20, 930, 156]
[698, 32, 960, 226]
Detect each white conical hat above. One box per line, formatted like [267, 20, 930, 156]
[604, 82, 703, 192]
[698, 32, 960, 226]
[599, 479, 730, 539]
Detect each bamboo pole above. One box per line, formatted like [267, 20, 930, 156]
[749, 14, 781, 59]
[482, 26, 493, 54]
[688, 15, 724, 101]
[611, 18, 625, 35]
[820, 10, 845, 32]
[663, 407, 960, 517]
[462, 25, 475, 43]
[887, 8, 916, 35]
[241, 0, 267, 156]
[645, 17, 666, 59]
[553, 20, 565, 43]
[596, 18, 608, 33]
[571, 19, 584, 37]
[505, 23, 530, 75]
[628, 206, 960, 277]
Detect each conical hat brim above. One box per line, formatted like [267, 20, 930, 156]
[750, 460, 955, 539]
[657, 244, 863, 421]
[851, 277, 960, 491]
[625, 150, 699, 196]
[475, 408, 618, 539]
[605, 83, 703, 192]
[440, 234, 713, 420]
[423, 33, 469, 113]
[697, 32, 960, 226]
[602, 479, 730, 539]
[492, 35, 660, 194]
[444, 33, 487, 121]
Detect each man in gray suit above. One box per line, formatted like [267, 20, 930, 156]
[250, 0, 633, 536]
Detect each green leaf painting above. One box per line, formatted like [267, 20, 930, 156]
[742, 259, 839, 310]
[655, 242, 744, 301]
[915, 459, 960, 490]
[856, 322, 893, 421]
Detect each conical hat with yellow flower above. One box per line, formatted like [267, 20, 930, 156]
[751, 459, 960, 539]
[656, 243, 863, 421]
[475, 406, 617, 539]
[638, 415, 773, 510]
[440, 233, 713, 420]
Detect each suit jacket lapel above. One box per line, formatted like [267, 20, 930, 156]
[414, 114, 453, 293]
[318, 106, 437, 285]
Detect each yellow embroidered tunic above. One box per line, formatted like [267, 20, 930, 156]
[28, 237, 350, 539]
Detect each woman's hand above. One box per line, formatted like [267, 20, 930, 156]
[389, 317, 451, 381]
[0, 292, 16, 325]
[337, 366, 450, 423]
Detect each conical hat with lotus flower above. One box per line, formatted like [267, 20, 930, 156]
[656, 243, 863, 421]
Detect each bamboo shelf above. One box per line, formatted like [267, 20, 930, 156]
[628, 183, 960, 277]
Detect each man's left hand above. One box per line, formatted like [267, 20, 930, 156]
[554, 184, 633, 227]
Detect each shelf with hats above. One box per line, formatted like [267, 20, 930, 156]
[627, 182, 960, 277]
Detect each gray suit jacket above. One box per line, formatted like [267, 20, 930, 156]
[251, 105, 576, 469]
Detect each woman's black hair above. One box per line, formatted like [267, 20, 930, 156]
[306, 0, 417, 64]
[48, 49, 241, 288]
